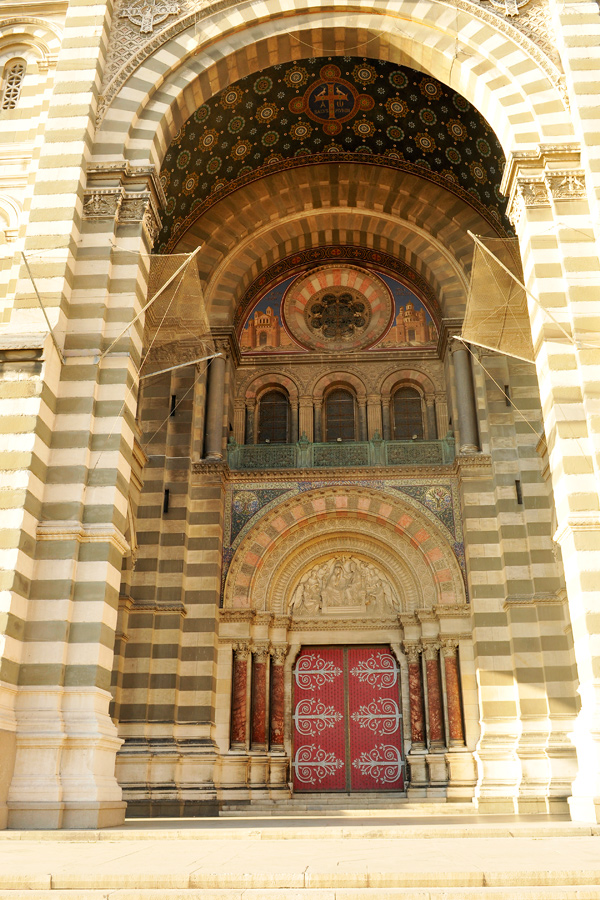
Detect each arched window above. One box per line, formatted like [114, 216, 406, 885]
[257, 390, 289, 443]
[1, 59, 26, 110]
[392, 386, 424, 440]
[325, 388, 356, 442]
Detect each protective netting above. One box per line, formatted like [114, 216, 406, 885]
[145, 252, 213, 356]
[462, 236, 534, 363]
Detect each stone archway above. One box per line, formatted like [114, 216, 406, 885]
[218, 485, 475, 800]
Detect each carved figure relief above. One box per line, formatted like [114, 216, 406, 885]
[289, 556, 399, 617]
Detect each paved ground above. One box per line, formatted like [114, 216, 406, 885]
[1, 816, 600, 894]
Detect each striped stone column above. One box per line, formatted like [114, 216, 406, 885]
[0, 0, 154, 829]
[506, 150, 600, 821]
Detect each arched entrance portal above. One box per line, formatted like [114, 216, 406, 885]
[216, 486, 474, 801]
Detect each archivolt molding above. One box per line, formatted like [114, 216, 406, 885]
[98, 0, 565, 134]
[379, 369, 438, 401]
[313, 371, 368, 402]
[223, 485, 466, 613]
[0, 17, 63, 67]
[265, 525, 428, 616]
[242, 372, 300, 404]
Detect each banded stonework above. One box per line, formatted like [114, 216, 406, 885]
[0, 0, 599, 828]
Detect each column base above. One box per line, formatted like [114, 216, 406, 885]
[568, 795, 600, 823]
[7, 799, 126, 830]
[459, 444, 479, 454]
[406, 750, 428, 787]
[269, 752, 289, 788]
[204, 452, 224, 462]
[426, 751, 448, 786]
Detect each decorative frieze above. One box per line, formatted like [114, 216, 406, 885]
[120, 0, 181, 33]
[82, 189, 123, 219]
[545, 170, 586, 200]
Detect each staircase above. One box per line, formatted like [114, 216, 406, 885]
[220, 792, 468, 816]
[1, 812, 600, 898]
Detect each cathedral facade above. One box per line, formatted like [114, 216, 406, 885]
[0, 0, 599, 829]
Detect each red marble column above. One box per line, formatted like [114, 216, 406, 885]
[404, 642, 426, 748]
[442, 639, 465, 745]
[269, 646, 287, 748]
[423, 642, 445, 749]
[230, 642, 250, 747]
[251, 644, 269, 747]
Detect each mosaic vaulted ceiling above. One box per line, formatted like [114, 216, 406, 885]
[157, 58, 509, 251]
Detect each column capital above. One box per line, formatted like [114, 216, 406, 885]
[252, 642, 271, 664]
[403, 641, 422, 664]
[270, 645, 289, 666]
[422, 641, 441, 660]
[441, 638, 459, 658]
[232, 641, 251, 661]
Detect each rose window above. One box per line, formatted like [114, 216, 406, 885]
[307, 291, 368, 340]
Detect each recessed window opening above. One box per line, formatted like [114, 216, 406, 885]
[393, 386, 424, 440]
[258, 389, 289, 443]
[325, 388, 356, 442]
[1, 59, 26, 110]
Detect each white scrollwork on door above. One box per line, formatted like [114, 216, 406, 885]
[294, 653, 342, 690]
[351, 698, 402, 735]
[293, 745, 344, 785]
[352, 744, 404, 784]
[293, 697, 343, 736]
[350, 651, 398, 688]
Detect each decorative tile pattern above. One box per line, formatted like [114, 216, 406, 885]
[158, 57, 509, 249]
[222, 476, 466, 600]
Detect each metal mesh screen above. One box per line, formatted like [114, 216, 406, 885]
[145, 253, 213, 354]
[462, 237, 534, 363]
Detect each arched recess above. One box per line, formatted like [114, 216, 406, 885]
[97, 3, 571, 170]
[243, 373, 300, 404]
[175, 170, 480, 324]
[380, 369, 437, 400]
[0, 195, 21, 246]
[0, 18, 62, 68]
[313, 372, 367, 403]
[223, 486, 466, 612]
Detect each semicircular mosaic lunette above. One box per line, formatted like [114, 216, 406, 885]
[157, 57, 509, 250]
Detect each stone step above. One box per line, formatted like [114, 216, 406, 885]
[2, 891, 600, 900]
[2, 824, 600, 897]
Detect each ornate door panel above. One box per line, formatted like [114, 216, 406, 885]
[292, 646, 404, 792]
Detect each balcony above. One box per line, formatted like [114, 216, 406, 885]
[226, 435, 455, 471]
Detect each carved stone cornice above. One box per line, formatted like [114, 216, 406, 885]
[434, 604, 471, 618]
[36, 521, 130, 556]
[289, 617, 399, 631]
[553, 514, 600, 545]
[218, 609, 255, 623]
[87, 161, 167, 211]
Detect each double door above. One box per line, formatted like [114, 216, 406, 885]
[292, 645, 405, 792]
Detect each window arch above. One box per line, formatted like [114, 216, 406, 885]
[257, 389, 289, 443]
[1, 59, 26, 110]
[392, 386, 424, 440]
[325, 388, 356, 442]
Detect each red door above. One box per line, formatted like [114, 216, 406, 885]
[292, 646, 404, 792]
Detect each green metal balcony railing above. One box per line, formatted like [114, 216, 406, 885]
[226, 434, 455, 470]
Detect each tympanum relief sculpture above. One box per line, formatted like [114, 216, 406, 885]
[289, 556, 399, 617]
